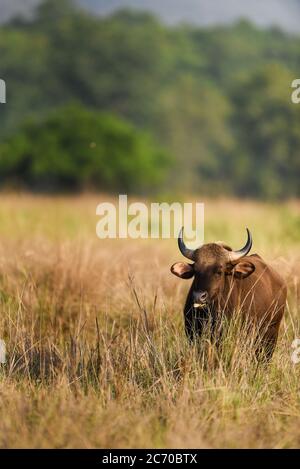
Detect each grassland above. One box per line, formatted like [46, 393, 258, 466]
[0, 194, 299, 448]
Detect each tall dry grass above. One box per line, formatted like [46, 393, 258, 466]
[0, 194, 299, 448]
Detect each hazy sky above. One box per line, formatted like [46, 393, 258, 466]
[85, 0, 300, 32]
[1, 0, 300, 33]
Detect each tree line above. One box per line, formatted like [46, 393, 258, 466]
[0, 0, 299, 197]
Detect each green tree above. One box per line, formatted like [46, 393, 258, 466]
[1, 1, 300, 197]
[0, 104, 170, 193]
[231, 64, 300, 198]
[157, 76, 234, 193]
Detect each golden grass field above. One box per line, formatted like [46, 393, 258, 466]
[0, 194, 299, 448]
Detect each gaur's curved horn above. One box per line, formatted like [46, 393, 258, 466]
[178, 227, 196, 261]
[228, 228, 252, 262]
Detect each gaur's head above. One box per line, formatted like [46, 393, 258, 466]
[171, 228, 255, 309]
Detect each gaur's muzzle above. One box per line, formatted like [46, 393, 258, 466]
[193, 291, 208, 309]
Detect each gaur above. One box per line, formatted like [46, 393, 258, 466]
[171, 228, 287, 360]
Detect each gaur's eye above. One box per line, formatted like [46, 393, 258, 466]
[215, 270, 222, 276]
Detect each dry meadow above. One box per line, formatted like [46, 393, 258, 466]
[0, 194, 299, 448]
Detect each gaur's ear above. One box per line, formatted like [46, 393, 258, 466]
[226, 261, 255, 279]
[171, 262, 194, 279]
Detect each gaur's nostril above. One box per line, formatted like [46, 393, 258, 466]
[193, 291, 208, 303]
[193, 291, 208, 309]
[199, 291, 208, 302]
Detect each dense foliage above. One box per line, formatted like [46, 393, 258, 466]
[0, 0, 300, 197]
[0, 104, 169, 192]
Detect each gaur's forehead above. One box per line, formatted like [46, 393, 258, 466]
[194, 243, 227, 265]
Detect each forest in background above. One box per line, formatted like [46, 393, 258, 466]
[0, 0, 300, 197]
